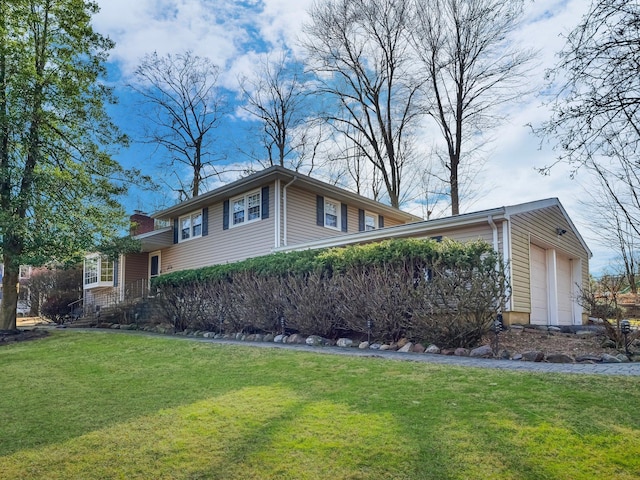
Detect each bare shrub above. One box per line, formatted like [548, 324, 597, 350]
[334, 264, 417, 342]
[228, 272, 287, 333]
[282, 272, 340, 337]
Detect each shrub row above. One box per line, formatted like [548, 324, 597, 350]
[152, 239, 509, 348]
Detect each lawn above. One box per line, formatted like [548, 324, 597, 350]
[1, 331, 639, 479]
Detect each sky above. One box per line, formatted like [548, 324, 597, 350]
[91, 0, 616, 273]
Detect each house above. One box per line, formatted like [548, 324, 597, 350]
[83, 166, 591, 326]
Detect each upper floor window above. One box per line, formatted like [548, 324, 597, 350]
[364, 211, 377, 231]
[324, 197, 340, 230]
[179, 211, 203, 242]
[231, 190, 261, 227]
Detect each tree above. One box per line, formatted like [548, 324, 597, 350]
[410, 0, 536, 215]
[239, 53, 323, 173]
[536, 0, 640, 260]
[0, 0, 134, 331]
[131, 51, 226, 200]
[303, 0, 423, 208]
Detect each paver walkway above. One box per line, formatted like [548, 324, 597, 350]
[72, 328, 640, 376]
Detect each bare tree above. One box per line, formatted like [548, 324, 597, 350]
[239, 53, 323, 173]
[130, 51, 226, 199]
[536, 0, 640, 240]
[302, 0, 423, 208]
[411, 0, 536, 215]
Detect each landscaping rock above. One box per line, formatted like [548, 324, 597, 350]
[470, 345, 493, 358]
[575, 354, 602, 363]
[336, 338, 353, 348]
[203, 332, 215, 338]
[398, 342, 413, 353]
[306, 335, 325, 346]
[273, 334, 285, 343]
[235, 333, 243, 340]
[454, 348, 469, 357]
[512, 353, 523, 361]
[547, 326, 562, 333]
[370, 343, 382, 350]
[545, 353, 574, 363]
[110, 324, 120, 329]
[263, 334, 274, 342]
[379, 344, 391, 351]
[498, 349, 511, 359]
[522, 351, 544, 362]
[576, 330, 595, 337]
[359, 341, 370, 349]
[286, 333, 307, 344]
[425, 344, 441, 354]
[616, 354, 630, 363]
[601, 353, 622, 363]
[441, 349, 456, 356]
[412, 343, 426, 353]
[396, 338, 410, 348]
[601, 339, 617, 349]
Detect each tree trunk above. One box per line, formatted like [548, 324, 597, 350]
[1, 254, 18, 331]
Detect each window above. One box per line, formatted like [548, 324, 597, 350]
[231, 190, 261, 227]
[179, 211, 203, 242]
[324, 198, 340, 229]
[84, 255, 114, 287]
[19, 265, 31, 279]
[364, 212, 377, 231]
[150, 252, 161, 278]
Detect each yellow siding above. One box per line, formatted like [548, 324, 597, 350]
[510, 206, 590, 315]
[284, 185, 412, 247]
[160, 183, 276, 273]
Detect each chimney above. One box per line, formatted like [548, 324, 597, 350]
[130, 211, 155, 236]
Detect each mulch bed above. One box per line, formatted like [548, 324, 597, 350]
[0, 329, 50, 347]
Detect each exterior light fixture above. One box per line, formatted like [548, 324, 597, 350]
[621, 319, 631, 355]
[366, 319, 373, 344]
[556, 227, 567, 236]
[493, 314, 503, 355]
[280, 316, 286, 335]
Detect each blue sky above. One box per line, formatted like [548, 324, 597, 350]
[92, 0, 617, 273]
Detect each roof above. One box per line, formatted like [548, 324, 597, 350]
[152, 166, 422, 223]
[275, 197, 592, 257]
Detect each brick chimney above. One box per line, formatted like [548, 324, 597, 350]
[130, 211, 155, 236]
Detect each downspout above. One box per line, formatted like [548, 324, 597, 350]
[274, 179, 281, 248]
[488, 215, 502, 314]
[282, 176, 298, 247]
[502, 214, 513, 312]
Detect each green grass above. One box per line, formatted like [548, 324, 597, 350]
[1, 330, 639, 479]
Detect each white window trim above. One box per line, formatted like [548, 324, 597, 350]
[364, 211, 377, 231]
[324, 197, 341, 230]
[230, 189, 262, 228]
[178, 210, 203, 243]
[83, 254, 114, 289]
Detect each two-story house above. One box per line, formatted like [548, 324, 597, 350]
[84, 166, 592, 326]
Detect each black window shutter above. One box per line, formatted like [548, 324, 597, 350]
[223, 200, 229, 230]
[358, 209, 365, 231]
[113, 257, 119, 287]
[261, 186, 269, 219]
[202, 207, 209, 236]
[316, 195, 324, 226]
[173, 218, 179, 244]
[341, 203, 348, 232]
[378, 215, 384, 228]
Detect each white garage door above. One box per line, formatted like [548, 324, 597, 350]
[557, 255, 573, 325]
[530, 244, 548, 325]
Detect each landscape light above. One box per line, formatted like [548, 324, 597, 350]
[621, 319, 631, 355]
